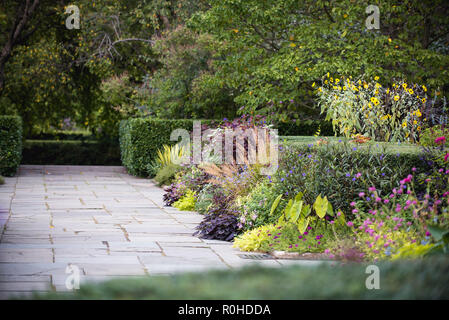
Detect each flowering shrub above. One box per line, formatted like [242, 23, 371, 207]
[342, 169, 449, 260]
[317, 75, 428, 142]
[274, 142, 427, 213]
[237, 181, 284, 230]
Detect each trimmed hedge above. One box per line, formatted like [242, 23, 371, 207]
[32, 256, 449, 299]
[22, 140, 121, 165]
[119, 118, 215, 176]
[0, 116, 22, 176]
[276, 120, 335, 136]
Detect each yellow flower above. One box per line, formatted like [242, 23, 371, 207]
[312, 82, 316, 87]
[318, 87, 322, 92]
[402, 83, 407, 89]
[422, 98, 426, 103]
[232, 29, 239, 33]
[375, 83, 381, 88]
[394, 95, 400, 101]
[343, 86, 347, 90]
[416, 109, 422, 117]
[324, 80, 328, 84]
[363, 84, 368, 89]
[422, 85, 427, 92]
[335, 78, 340, 84]
[370, 97, 377, 103]
[402, 122, 407, 128]
[290, 43, 296, 47]
[249, 91, 252, 95]
[343, 13, 348, 18]
[327, 72, 330, 78]
[408, 89, 414, 94]
[388, 38, 392, 43]
[386, 88, 390, 94]
[295, 67, 299, 71]
[374, 76, 379, 81]
[413, 120, 417, 125]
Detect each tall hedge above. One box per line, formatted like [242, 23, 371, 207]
[119, 118, 214, 176]
[0, 116, 22, 176]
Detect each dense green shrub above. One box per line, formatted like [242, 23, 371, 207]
[0, 116, 22, 176]
[276, 120, 334, 136]
[33, 257, 449, 299]
[119, 118, 216, 176]
[237, 181, 285, 230]
[154, 164, 182, 186]
[273, 141, 429, 214]
[22, 140, 121, 165]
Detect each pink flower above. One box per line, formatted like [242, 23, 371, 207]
[359, 192, 365, 197]
[347, 221, 354, 227]
[325, 249, 330, 254]
[435, 136, 446, 144]
[368, 187, 376, 192]
[445, 153, 449, 162]
[350, 202, 356, 207]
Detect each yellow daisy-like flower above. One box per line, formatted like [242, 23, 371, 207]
[327, 72, 330, 78]
[394, 95, 400, 101]
[374, 76, 379, 81]
[375, 83, 381, 88]
[402, 83, 407, 89]
[363, 84, 368, 89]
[408, 89, 414, 94]
[422, 85, 427, 92]
[318, 87, 322, 92]
[370, 97, 376, 103]
[312, 82, 316, 88]
[295, 67, 299, 71]
[422, 98, 426, 103]
[343, 86, 347, 90]
[402, 122, 407, 128]
[324, 80, 328, 84]
[386, 88, 390, 94]
[416, 109, 422, 117]
[335, 79, 340, 84]
[413, 120, 417, 125]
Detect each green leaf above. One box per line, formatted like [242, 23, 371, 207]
[428, 225, 449, 242]
[269, 194, 282, 216]
[297, 217, 310, 235]
[313, 195, 329, 219]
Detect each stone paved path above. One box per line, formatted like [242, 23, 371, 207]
[0, 165, 319, 299]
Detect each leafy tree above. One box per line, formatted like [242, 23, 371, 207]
[189, 0, 449, 122]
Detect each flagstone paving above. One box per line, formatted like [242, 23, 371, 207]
[0, 165, 322, 299]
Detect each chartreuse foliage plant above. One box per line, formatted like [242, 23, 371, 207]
[317, 76, 428, 142]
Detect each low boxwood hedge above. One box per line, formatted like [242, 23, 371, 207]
[119, 118, 215, 176]
[0, 115, 22, 176]
[31, 256, 449, 299]
[22, 140, 121, 165]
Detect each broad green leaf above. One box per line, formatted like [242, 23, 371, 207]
[269, 194, 282, 216]
[427, 225, 449, 241]
[297, 217, 310, 235]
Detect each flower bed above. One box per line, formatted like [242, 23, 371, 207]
[159, 114, 449, 262]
